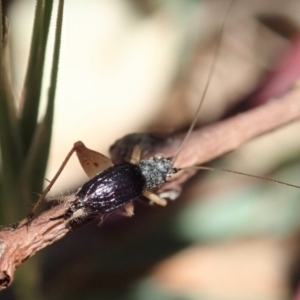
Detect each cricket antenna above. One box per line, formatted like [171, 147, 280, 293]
[183, 166, 300, 190]
[172, 0, 235, 163]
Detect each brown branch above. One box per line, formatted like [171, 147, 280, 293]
[111, 87, 300, 194]
[0, 204, 69, 289]
[1, 87, 300, 290]
[140, 89, 300, 165]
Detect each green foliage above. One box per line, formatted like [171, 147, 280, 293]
[0, 0, 64, 223]
[0, 1, 64, 299]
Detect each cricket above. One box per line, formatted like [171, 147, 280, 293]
[1, 0, 300, 296]
[20, 0, 300, 230]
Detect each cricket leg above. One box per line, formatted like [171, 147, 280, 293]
[116, 202, 135, 217]
[143, 191, 167, 206]
[22, 141, 115, 228]
[23, 144, 79, 227]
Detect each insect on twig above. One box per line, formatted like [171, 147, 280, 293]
[2, 0, 300, 293]
[19, 0, 300, 229]
[12, 0, 229, 229]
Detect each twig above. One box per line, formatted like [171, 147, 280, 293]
[1, 87, 300, 290]
[0, 205, 69, 289]
[111, 87, 300, 194]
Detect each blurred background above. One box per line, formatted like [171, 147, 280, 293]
[2, 0, 300, 299]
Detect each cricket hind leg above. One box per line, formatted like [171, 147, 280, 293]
[57, 146, 139, 224]
[23, 144, 80, 227]
[49, 206, 93, 230]
[68, 212, 107, 230]
[49, 197, 107, 229]
[22, 141, 113, 228]
[49, 206, 79, 221]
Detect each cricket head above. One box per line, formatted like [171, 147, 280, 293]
[137, 156, 180, 190]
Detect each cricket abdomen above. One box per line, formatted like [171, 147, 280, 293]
[76, 163, 147, 214]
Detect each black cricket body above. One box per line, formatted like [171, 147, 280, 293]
[24, 0, 300, 230]
[27, 1, 236, 228]
[59, 157, 179, 223]
[49, 2, 229, 227]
